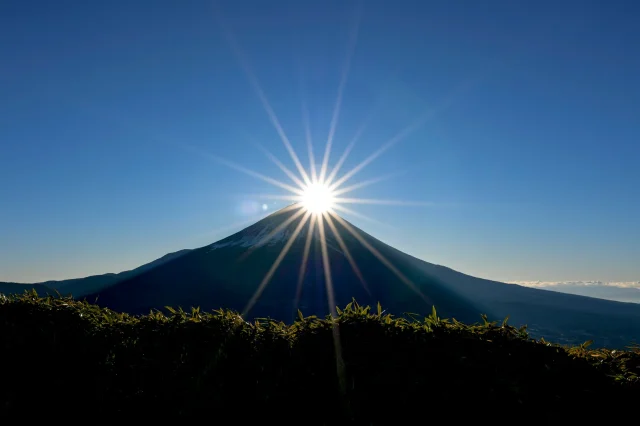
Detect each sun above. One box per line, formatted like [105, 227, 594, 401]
[301, 182, 335, 214]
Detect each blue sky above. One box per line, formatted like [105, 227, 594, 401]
[1, 0, 639, 286]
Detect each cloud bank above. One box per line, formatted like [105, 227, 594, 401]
[510, 281, 640, 289]
[508, 281, 640, 304]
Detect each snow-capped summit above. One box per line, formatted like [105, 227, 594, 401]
[207, 204, 307, 250]
[207, 204, 345, 255]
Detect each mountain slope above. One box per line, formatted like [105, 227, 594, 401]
[54, 249, 192, 297]
[0, 282, 54, 298]
[0, 249, 191, 298]
[87, 205, 640, 348]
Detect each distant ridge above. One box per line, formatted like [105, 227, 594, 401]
[0, 249, 191, 298]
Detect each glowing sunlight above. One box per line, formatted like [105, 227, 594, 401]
[209, 2, 439, 330]
[301, 182, 336, 214]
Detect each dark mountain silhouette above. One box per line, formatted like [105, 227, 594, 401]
[0, 282, 54, 298]
[85, 204, 640, 348]
[0, 249, 191, 298]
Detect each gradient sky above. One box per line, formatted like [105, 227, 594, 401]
[1, 0, 639, 285]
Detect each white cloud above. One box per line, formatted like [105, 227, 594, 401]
[506, 281, 640, 304]
[509, 281, 640, 289]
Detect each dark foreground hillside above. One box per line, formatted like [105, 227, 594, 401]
[1, 291, 639, 422]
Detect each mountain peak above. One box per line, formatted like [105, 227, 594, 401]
[206, 204, 306, 251]
[205, 203, 343, 252]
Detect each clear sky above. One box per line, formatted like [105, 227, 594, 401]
[1, 0, 639, 286]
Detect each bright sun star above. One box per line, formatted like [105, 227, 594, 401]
[207, 8, 437, 322]
[301, 182, 335, 214]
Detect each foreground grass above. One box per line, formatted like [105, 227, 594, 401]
[1, 291, 639, 421]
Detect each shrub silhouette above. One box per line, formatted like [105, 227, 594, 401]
[1, 291, 639, 421]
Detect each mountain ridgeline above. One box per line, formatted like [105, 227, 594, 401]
[3, 205, 640, 348]
[0, 249, 191, 298]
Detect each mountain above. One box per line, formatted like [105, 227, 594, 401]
[0, 249, 191, 298]
[0, 282, 54, 298]
[86, 204, 640, 348]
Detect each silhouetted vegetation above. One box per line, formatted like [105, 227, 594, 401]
[1, 290, 639, 421]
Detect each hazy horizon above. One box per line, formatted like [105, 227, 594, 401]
[2, 0, 639, 290]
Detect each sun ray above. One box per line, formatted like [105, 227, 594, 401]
[301, 99, 318, 183]
[257, 145, 307, 190]
[330, 203, 391, 228]
[323, 211, 370, 295]
[328, 137, 398, 192]
[295, 214, 316, 309]
[318, 2, 361, 183]
[327, 73, 482, 192]
[196, 151, 304, 196]
[328, 105, 443, 192]
[328, 210, 431, 305]
[331, 172, 403, 197]
[333, 197, 434, 206]
[237, 205, 306, 262]
[297, 61, 318, 184]
[248, 193, 302, 202]
[197, 214, 270, 241]
[317, 213, 348, 398]
[323, 112, 373, 188]
[215, 15, 312, 187]
[331, 73, 479, 190]
[265, 202, 303, 216]
[249, 205, 305, 250]
[323, 138, 356, 188]
[242, 211, 311, 317]
[323, 76, 407, 189]
[317, 214, 337, 317]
